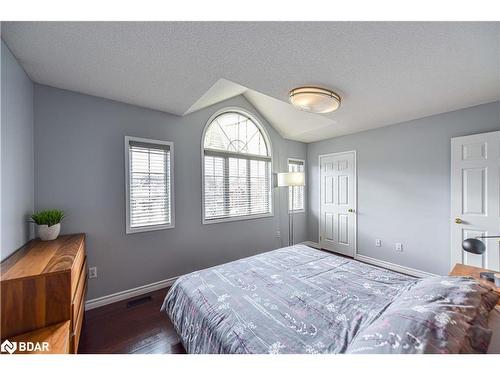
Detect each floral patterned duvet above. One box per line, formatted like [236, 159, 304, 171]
[161, 244, 417, 353]
[162, 244, 499, 354]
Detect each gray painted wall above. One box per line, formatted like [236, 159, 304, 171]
[34, 85, 307, 299]
[11, 48, 497, 296]
[1, 40, 34, 260]
[307, 101, 500, 275]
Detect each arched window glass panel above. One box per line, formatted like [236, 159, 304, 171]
[204, 112, 269, 156]
[203, 110, 272, 223]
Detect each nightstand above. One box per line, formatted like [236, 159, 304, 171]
[450, 263, 500, 306]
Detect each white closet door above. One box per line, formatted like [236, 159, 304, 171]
[319, 151, 356, 257]
[451, 130, 500, 271]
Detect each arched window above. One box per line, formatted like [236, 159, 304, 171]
[202, 109, 272, 223]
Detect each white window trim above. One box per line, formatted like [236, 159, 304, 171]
[287, 157, 306, 214]
[201, 107, 274, 225]
[125, 136, 175, 234]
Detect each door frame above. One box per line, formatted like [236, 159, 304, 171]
[318, 150, 358, 257]
[450, 130, 500, 270]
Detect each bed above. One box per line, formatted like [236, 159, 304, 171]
[161, 244, 499, 354]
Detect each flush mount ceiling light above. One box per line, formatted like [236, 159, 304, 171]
[289, 87, 341, 114]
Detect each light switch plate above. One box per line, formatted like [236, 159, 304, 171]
[394, 243, 403, 252]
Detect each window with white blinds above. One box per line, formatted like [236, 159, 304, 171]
[288, 159, 305, 211]
[125, 137, 174, 233]
[203, 110, 272, 223]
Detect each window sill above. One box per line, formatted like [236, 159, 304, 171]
[288, 209, 305, 214]
[126, 223, 175, 234]
[202, 212, 274, 225]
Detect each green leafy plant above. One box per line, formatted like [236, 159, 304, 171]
[30, 209, 65, 227]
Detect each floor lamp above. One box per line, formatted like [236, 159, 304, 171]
[278, 172, 305, 246]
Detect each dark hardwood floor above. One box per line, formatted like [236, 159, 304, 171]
[78, 288, 185, 354]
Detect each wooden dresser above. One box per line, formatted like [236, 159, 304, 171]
[1, 234, 87, 353]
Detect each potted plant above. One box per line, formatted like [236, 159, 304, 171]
[31, 209, 65, 241]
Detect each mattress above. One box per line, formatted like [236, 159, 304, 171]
[161, 244, 417, 353]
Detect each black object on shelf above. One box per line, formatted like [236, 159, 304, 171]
[462, 236, 500, 282]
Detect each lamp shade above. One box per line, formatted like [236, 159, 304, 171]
[277, 172, 305, 187]
[462, 238, 486, 255]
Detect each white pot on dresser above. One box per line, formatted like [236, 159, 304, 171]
[38, 223, 61, 241]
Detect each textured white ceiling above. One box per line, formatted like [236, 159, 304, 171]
[2, 22, 499, 142]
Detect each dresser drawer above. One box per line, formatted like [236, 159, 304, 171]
[8, 321, 71, 354]
[70, 241, 85, 298]
[72, 294, 85, 353]
[72, 259, 87, 329]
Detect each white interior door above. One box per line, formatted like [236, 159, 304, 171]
[451, 130, 500, 271]
[319, 151, 356, 257]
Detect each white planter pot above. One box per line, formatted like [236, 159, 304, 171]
[38, 223, 61, 241]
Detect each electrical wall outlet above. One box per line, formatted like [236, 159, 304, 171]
[88, 266, 97, 279]
[375, 239, 382, 247]
[394, 243, 403, 252]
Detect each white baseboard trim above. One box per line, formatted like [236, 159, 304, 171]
[354, 254, 437, 278]
[301, 241, 321, 249]
[85, 276, 179, 311]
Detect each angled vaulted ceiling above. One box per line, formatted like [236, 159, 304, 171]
[2, 22, 499, 142]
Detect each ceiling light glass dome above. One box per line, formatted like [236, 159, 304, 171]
[289, 87, 341, 114]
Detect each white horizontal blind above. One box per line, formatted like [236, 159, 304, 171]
[204, 151, 272, 221]
[203, 111, 272, 222]
[289, 159, 305, 211]
[128, 140, 171, 229]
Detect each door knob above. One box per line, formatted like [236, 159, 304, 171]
[348, 209, 355, 213]
[455, 217, 463, 224]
